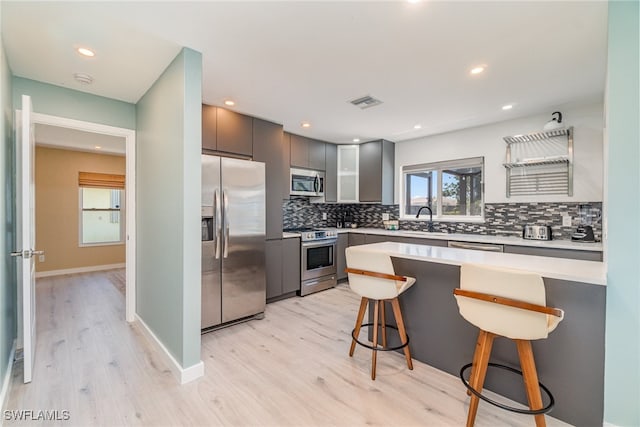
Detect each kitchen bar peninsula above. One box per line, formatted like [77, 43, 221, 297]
[350, 242, 606, 427]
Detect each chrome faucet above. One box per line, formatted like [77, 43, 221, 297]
[415, 206, 435, 232]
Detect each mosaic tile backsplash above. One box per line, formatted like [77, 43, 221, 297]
[283, 198, 602, 241]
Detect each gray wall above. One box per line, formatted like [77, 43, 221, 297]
[135, 48, 202, 369]
[12, 77, 135, 129]
[0, 35, 17, 398]
[604, 1, 640, 425]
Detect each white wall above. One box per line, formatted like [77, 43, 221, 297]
[395, 101, 604, 205]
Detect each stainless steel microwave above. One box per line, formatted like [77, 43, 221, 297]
[290, 168, 324, 197]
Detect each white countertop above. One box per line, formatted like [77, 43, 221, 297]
[282, 232, 301, 239]
[332, 227, 603, 252]
[348, 241, 606, 286]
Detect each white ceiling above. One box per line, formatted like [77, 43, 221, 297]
[35, 124, 125, 155]
[2, 1, 608, 144]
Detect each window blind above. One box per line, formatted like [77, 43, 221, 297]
[78, 172, 125, 189]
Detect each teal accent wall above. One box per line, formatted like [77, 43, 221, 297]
[604, 1, 640, 425]
[0, 37, 17, 397]
[135, 48, 202, 369]
[12, 77, 135, 129]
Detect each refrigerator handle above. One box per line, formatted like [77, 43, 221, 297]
[223, 190, 229, 258]
[214, 189, 221, 259]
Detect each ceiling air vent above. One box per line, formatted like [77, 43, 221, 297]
[349, 95, 383, 110]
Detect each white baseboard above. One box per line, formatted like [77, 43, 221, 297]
[36, 263, 125, 278]
[0, 340, 16, 423]
[603, 422, 621, 427]
[134, 314, 204, 384]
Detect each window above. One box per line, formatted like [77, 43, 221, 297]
[402, 157, 484, 220]
[78, 172, 125, 246]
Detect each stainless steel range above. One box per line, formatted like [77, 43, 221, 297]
[287, 228, 338, 296]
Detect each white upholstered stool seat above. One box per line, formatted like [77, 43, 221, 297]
[454, 263, 565, 427]
[345, 247, 415, 380]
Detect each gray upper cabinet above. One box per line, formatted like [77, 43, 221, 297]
[216, 108, 253, 157]
[290, 134, 309, 168]
[290, 133, 326, 171]
[282, 132, 291, 199]
[202, 104, 217, 151]
[308, 139, 326, 171]
[324, 143, 337, 202]
[359, 139, 394, 204]
[202, 104, 253, 157]
[253, 118, 285, 239]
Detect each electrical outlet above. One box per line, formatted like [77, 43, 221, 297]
[322, 212, 327, 220]
[382, 213, 390, 221]
[39, 254, 45, 262]
[562, 215, 572, 227]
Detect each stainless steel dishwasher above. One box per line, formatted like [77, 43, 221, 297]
[447, 241, 504, 252]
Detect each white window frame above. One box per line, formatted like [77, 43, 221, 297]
[79, 187, 126, 247]
[400, 156, 485, 222]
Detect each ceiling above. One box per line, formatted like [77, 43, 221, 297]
[35, 124, 125, 155]
[2, 1, 608, 145]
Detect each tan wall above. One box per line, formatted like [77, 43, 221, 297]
[35, 147, 126, 272]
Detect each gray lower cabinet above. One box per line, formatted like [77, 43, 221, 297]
[282, 238, 301, 293]
[504, 245, 603, 261]
[358, 139, 394, 204]
[265, 240, 283, 300]
[393, 236, 448, 246]
[337, 233, 348, 281]
[266, 238, 301, 302]
[348, 233, 366, 247]
[363, 233, 448, 247]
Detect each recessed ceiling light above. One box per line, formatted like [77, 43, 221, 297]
[77, 47, 95, 57]
[224, 100, 235, 107]
[502, 104, 514, 110]
[407, 0, 420, 3]
[414, 124, 422, 129]
[301, 122, 311, 128]
[95, 146, 102, 150]
[353, 138, 360, 143]
[470, 66, 486, 75]
[73, 73, 93, 85]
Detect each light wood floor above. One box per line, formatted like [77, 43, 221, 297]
[6, 270, 571, 426]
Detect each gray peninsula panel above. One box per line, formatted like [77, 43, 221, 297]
[374, 258, 605, 427]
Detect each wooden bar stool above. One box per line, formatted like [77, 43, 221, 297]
[345, 247, 415, 380]
[453, 263, 564, 427]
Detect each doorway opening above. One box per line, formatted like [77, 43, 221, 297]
[31, 113, 136, 322]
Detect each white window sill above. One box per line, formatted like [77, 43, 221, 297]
[400, 216, 486, 224]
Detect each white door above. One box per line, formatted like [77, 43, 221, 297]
[11, 95, 41, 383]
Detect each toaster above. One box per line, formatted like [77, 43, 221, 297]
[522, 225, 553, 241]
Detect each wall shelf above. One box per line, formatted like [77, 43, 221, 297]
[503, 127, 573, 197]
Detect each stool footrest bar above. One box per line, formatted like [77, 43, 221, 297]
[459, 362, 555, 415]
[352, 323, 410, 352]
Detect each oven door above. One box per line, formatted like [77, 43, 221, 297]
[301, 239, 337, 281]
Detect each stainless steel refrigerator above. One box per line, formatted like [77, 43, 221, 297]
[201, 155, 266, 330]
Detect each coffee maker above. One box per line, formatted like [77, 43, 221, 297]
[571, 204, 597, 242]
